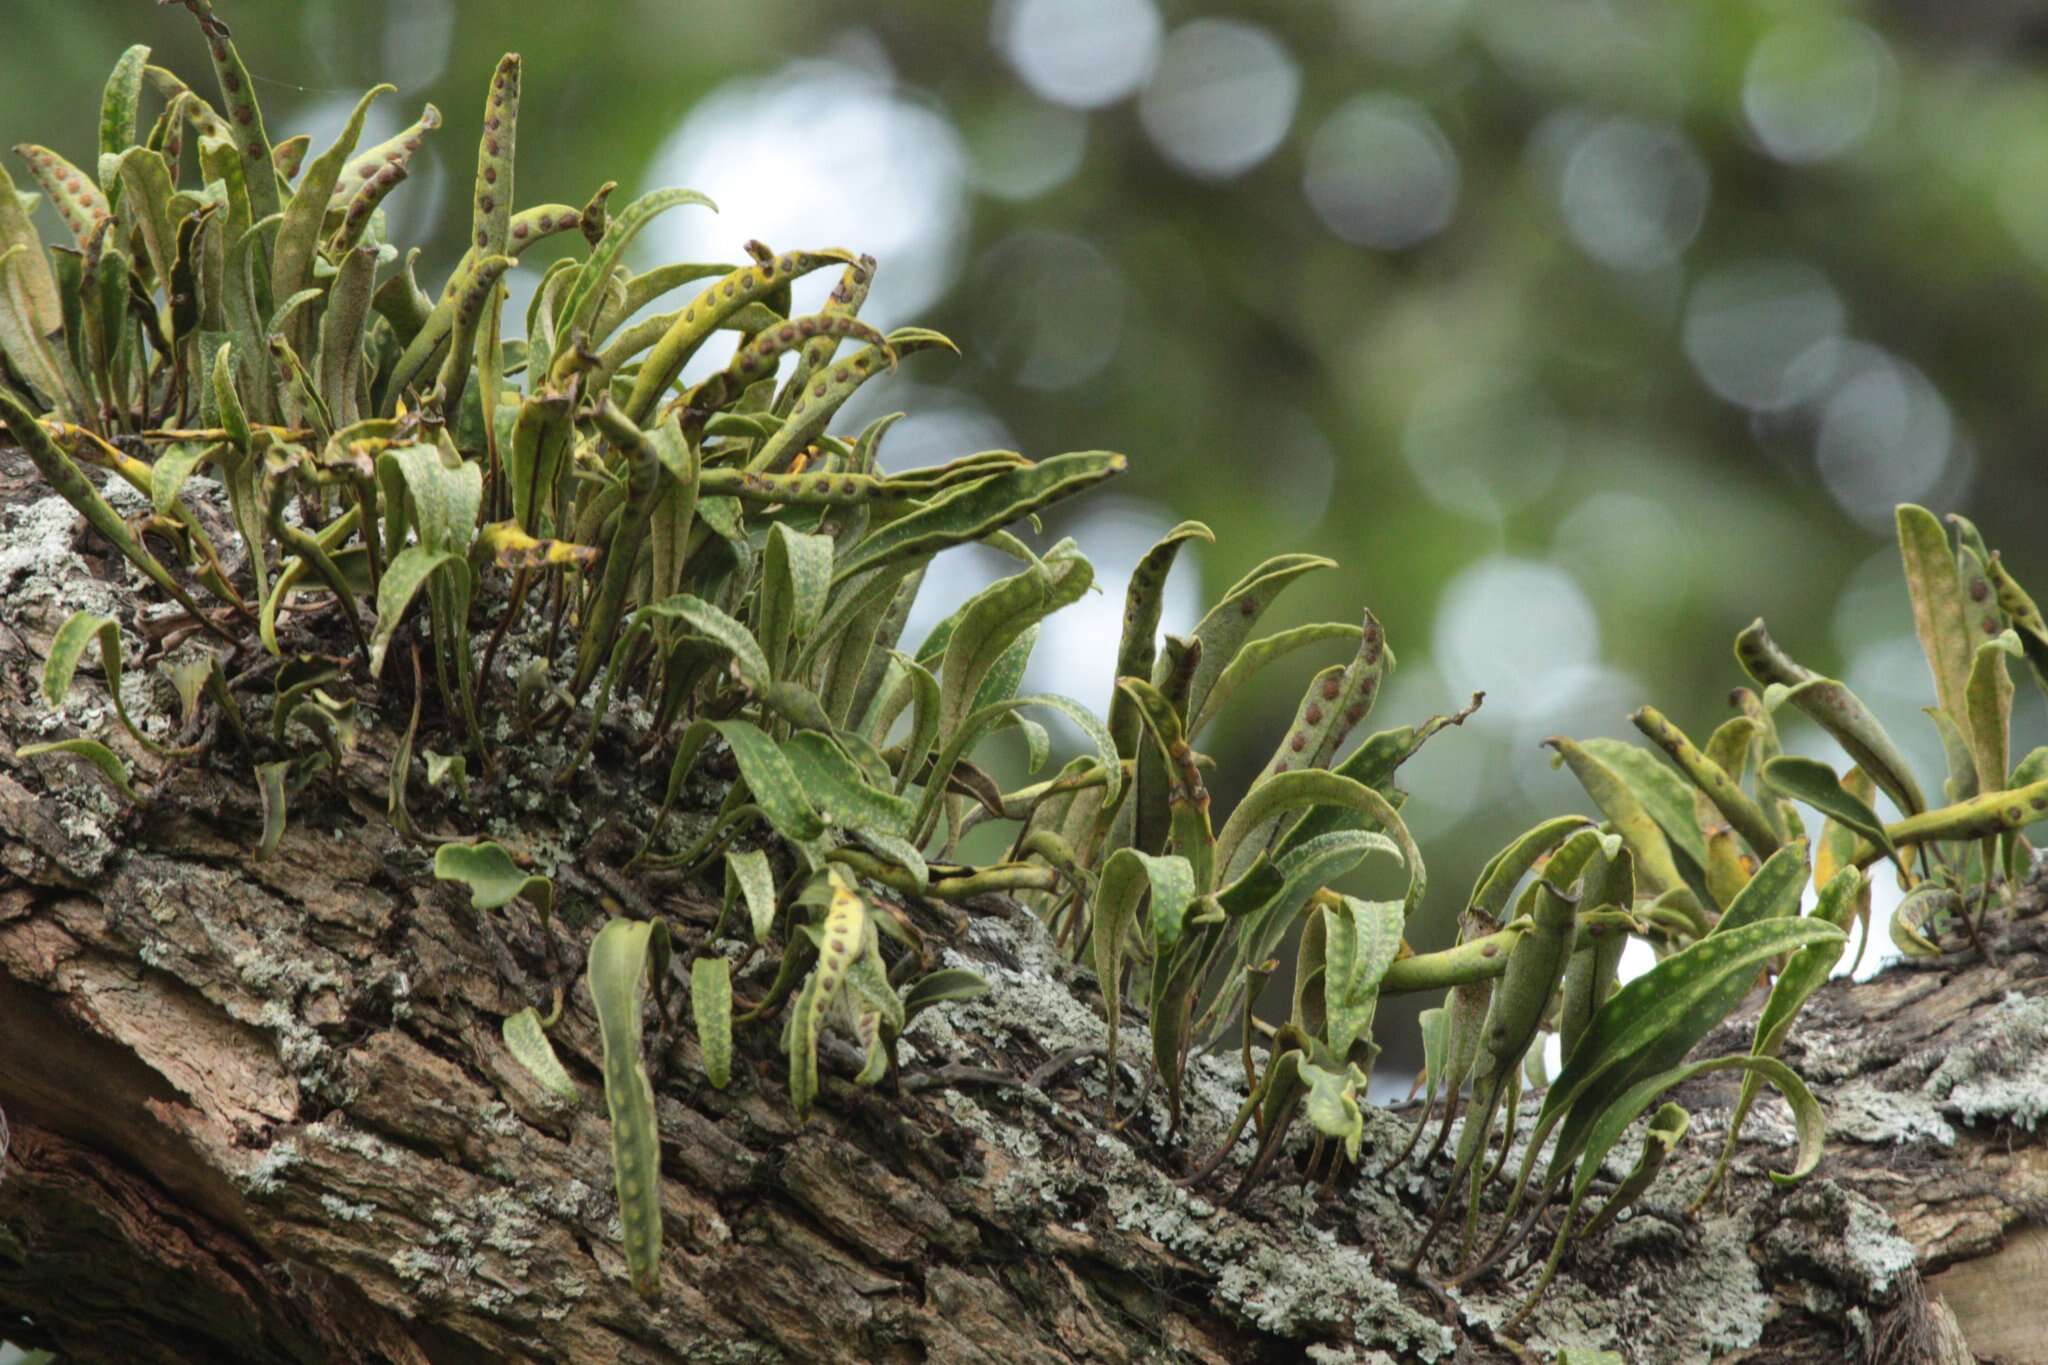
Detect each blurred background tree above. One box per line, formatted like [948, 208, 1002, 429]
[10, 0, 2045, 1081]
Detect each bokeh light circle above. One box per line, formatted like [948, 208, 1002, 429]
[995, 0, 1163, 110]
[1557, 117, 1709, 272]
[1743, 18, 1891, 165]
[1304, 95, 1460, 250]
[970, 230, 1127, 391]
[1682, 259, 1847, 411]
[1139, 20, 1301, 179]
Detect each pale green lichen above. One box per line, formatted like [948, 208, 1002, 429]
[236, 1136, 303, 1197]
[539, 1271, 589, 1321]
[388, 1246, 442, 1285]
[234, 948, 289, 992]
[1813, 990, 2048, 1149]
[1463, 1212, 1772, 1364]
[314, 1117, 405, 1167]
[1763, 1181, 1918, 1304]
[256, 997, 335, 1085]
[1925, 991, 2048, 1132]
[470, 1187, 542, 1260]
[476, 1099, 526, 1139]
[0, 495, 122, 620]
[320, 1192, 378, 1222]
[379, 1180, 573, 1316]
[1306, 1347, 1403, 1365]
[524, 1175, 600, 1222]
[1825, 1080, 1956, 1148]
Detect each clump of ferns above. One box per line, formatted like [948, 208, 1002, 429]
[6, 0, 1120, 1304]
[1544, 506, 2048, 975]
[15, 3, 2048, 1329]
[979, 527, 1837, 1331]
[1389, 503, 2048, 1332]
[0, 8, 1856, 1322]
[1012, 518, 2048, 1334]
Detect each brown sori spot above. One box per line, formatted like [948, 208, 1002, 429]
[2033, 796, 2047, 810]
[1346, 703, 1365, 724]
[760, 263, 775, 280]
[561, 212, 579, 226]
[1238, 597, 1256, 616]
[723, 282, 735, 297]
[211, 42, 228, 61]
[838, 478, 858, 494]
[777, 324, 797, 342]
[379, 165, 400, 184]
[852, 267, 869, 285]
[2008, 806, 2025, 822]
[234, 107, 253, 125]
[1480, 943, 1499, 958]
[475, 230, 488, 247]
[479, 195, 495, 213]
[833, 368, 850, 383]
[1321, 677, 1341, 701]
[485, 137, 499, 156]
[1985, 619, 2000, 634]
[513, 222, 529, 239]
[486, 116, 501, 132]
[1289, 733, 1306, 752]
[537, 214, 554, 230]
[360, 165, 378, 179]
[246, 142, 262, 158]
[1273, 761, 1289, 773]
[780, 255, 796, 272]
[404, 137, 421, 151]
[1305, 703, 1324, 725]
[224, 71, 241, 92]
[1971, 578, 1990, 601]
[813, 382, 827, 397]
[483, 166, 497, 184]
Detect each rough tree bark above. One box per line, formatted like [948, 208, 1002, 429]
[0, 451, 2042, 1364]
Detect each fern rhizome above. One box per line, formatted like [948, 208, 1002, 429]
[9, 1, 2048, 1332]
